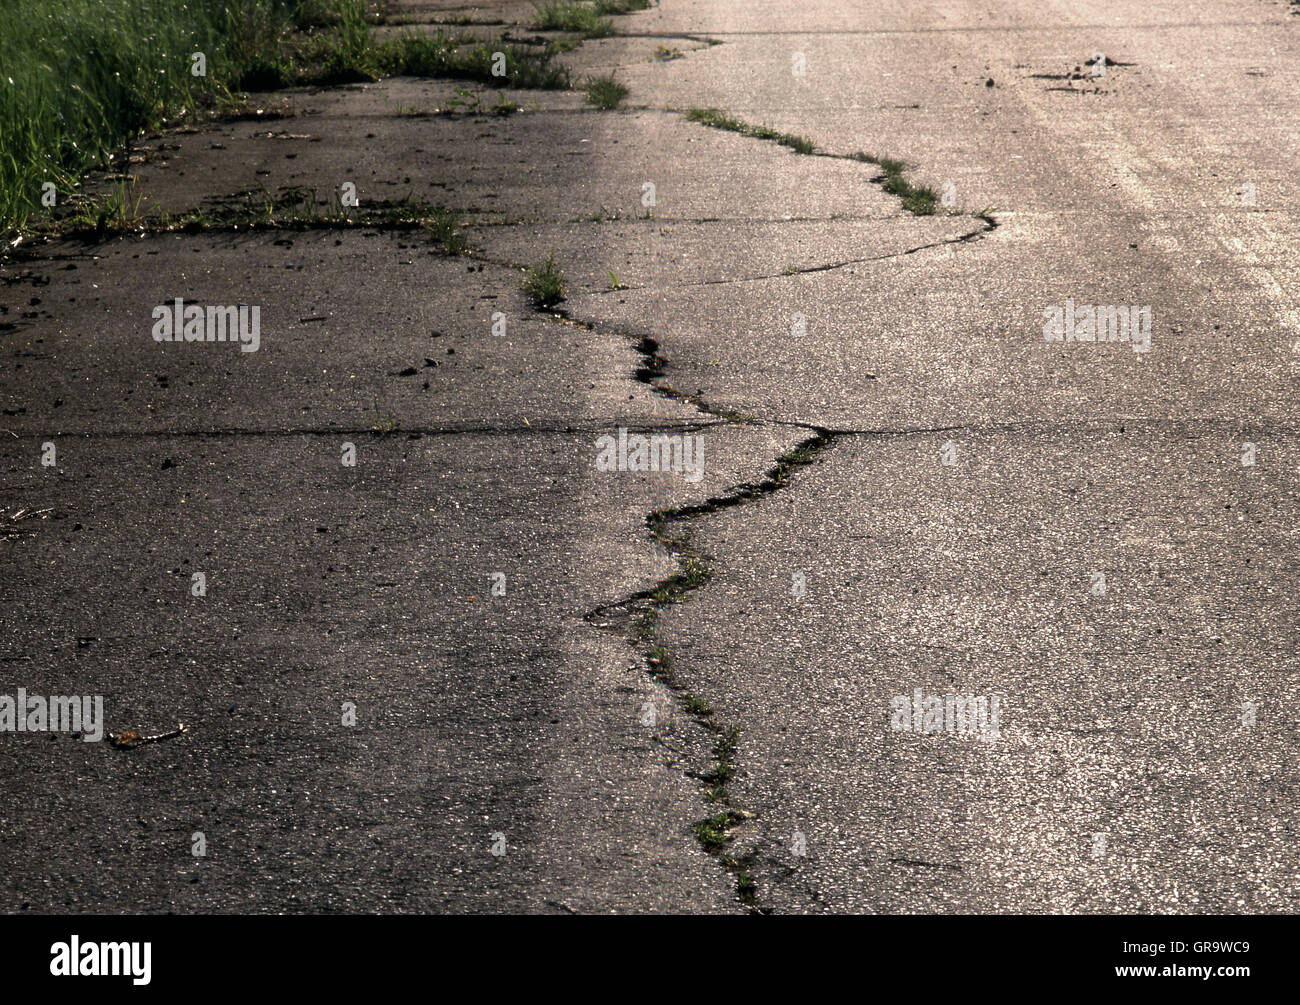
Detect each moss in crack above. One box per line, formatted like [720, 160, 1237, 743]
[645, 643, 674, 682]
[771, 443, 822, 484]
[684, 693, 712, 716]
[631, 430, 841, 908]
[693, 809, 757, 904]
[648, 553, 710, 606]
[635, 511, 760, 905]
[583, 332, 841, 910]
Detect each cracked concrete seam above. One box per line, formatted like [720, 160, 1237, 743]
[533, 41, 1006, 911]
[573, 316, 838, 912]
[9, 420, 730, 440]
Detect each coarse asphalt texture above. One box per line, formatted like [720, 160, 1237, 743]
[2, 0, 1299, 914]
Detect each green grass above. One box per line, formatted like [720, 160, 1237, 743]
[703, 726, 740, 791]
[0, 0, 306, 233]
[593, 0, 652, 13]
[490, 93, 520, 116]
[313, 0, 378, 82]
[645, 645, 674, 683]
[694, 811, 745, 852]
[684, 107, 815, 155]
[420, 206, 468, 253]
[684, 693, 712, 716]
[534, 2, 614, 37]
[65, 178, 145, 234]
[0, 1, 574, 234]
[585, 75, 629, 109]
[849, 152, 939, 215]
[771, 444, 821, 483]
[378, 32, 571, 89]
[522, 253, 568, 307]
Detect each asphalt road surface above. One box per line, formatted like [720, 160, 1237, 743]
[2, 0, 1298, 913]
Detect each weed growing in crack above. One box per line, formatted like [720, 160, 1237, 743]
[685, 108, 815, 155]
[582, 342, 838, 911]
[678, 109, 941, 216]
[850, 152, 939, 215]
[684, 693, 712, 716]
[522, 253, 568, 307]
[66, 178, 145, 235]
[371, 400, 399, 433]
[695, 809, 749, 852]
[585, 75, 629, 109]
[420, 208, 469, 254]
[491, 92, 520, 116]
[645, 644, 674, 679]
[704, 726, 740, 796]
[771, 443, 821, 483]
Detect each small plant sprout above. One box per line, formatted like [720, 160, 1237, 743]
[523, 253, 568, 307]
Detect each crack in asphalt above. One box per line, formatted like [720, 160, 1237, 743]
[582, 214, 998, 294]
[672, 21, 1274, 36]
[0, 421, 728, 439]
[574, 311, 836, 912]
[563, 36, 1009, 911]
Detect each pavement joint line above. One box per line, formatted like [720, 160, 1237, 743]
[674, 21, 1281, 36]
[0, 421, 732, 440]
[600, 32, 725, 44]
